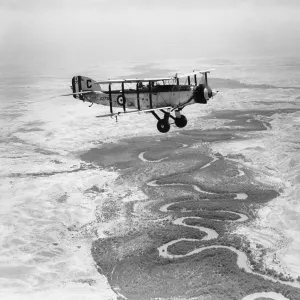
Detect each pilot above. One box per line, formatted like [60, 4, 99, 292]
[138, 82, 144, 89]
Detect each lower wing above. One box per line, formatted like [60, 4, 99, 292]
[96, 106, 172, 118]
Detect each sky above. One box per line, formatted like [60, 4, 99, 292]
[0, 0, 300, 77]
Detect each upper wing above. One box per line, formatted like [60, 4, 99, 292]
[94, 69, 214, 84]
[174, 69, 215, 79]
[94, 77, 172, 84]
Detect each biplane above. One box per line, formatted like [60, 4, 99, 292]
[62, 70, 218, 133]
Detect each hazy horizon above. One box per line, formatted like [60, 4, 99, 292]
[1, 0, 300, 77]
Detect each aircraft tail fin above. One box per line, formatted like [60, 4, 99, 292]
[71, 76, 102, 100]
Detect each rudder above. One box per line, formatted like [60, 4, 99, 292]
[71, 76, 101, 100]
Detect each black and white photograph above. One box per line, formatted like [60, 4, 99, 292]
[1, 0, 300, 299]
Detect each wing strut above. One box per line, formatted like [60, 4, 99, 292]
[121, 82, 126, 112]
[194, 74, 197, 85]
[136, 82, 141, 110]
[187, 76, 191, 85]
[149, 81, 153, 109]
[108, 83, 113, 114]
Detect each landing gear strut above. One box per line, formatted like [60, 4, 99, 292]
[152, 110, 171, 133]
[151, 109, 187, 133]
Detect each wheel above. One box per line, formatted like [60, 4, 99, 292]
[175, 115, 187, 128]
[157, 120, 170, 133]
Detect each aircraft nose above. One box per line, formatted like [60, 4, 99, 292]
[193, 84, 218, 103]
[204, 87, 218, 101]
[212, 90, 218, 97]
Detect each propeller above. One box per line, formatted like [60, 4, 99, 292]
[193, 73, 217, 104]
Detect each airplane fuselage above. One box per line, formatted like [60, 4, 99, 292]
[66, 72, 217, 133]
[83, 85, 195, 109]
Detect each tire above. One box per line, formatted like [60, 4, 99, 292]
[157, 120, 170, 133]
[117, 95, 126, 106]
[175, 115, 187, 128]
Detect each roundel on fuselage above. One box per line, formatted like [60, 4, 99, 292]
[117, 95, 126, 106]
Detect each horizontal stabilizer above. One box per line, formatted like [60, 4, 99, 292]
[61, 91, 92, 97]
[61, 90, 103, 97]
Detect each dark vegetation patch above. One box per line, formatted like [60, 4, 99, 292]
[17, 127, 43, 133]
[148, 192, 263, 225]
[7, 136, 27, 145]
[180, 217, 227, 237]
[80, 144, 136, 169]
[254, 101, 298, 106]
[204, 108, 300, 133]
[179, 130, 236, 142]
[189, 210, 241, 221]
[92, 224, 207, 278]
[153, 174, 276, 205]
[25, 120, 45, 127]
[51, 159, 62, 164]
[57, 193, 68, 203]
[9, 163, 96, 178]
[211, 108, 300, 120]
[167, 240, 204, 256]
[244, 189, 279, 204]
[72, 279, 96, 286]
[106, 247, 300, 300]
[162, 200, 242, 213]
[84, 184, 104, 194]
[225, 153, 248, 161]
[35, 148, 60, 155]
[154, 178, 221, 197]
[149, 196, 197, 213]
[0, 112, 23, 119]
[80, 136, 212, 171]
[223, 118, 268, 131]
[95, 197, 122, 223]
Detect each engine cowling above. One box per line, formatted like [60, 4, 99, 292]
[193, 83, 213, 104]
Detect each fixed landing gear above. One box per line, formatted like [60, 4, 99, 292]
[174, 109, 187, 128]
[175, 115, 187, 128]
[151, 109, 188, 133]
[157, 119, 170, 133]
[152, 110, 171, 133]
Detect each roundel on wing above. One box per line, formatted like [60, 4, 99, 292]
[117, 95, 126, 106]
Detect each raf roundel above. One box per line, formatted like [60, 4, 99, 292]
[117, 95, 126, 106]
